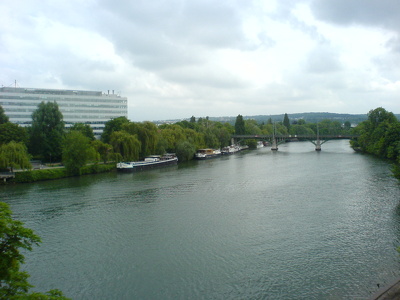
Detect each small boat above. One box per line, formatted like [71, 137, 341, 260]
[117, 153, 178, 172]
[221, 145, 241, 155]
[195, 149, 221, 160]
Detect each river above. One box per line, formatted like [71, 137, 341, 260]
[2, 140, 400, 299]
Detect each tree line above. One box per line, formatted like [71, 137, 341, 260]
[1, 101, 363, 175]
[350, 107, 400, 179]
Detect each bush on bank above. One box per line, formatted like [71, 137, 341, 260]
[10, 163, 116, 183]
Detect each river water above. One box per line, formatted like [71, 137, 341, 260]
[2, 140, 400, 299]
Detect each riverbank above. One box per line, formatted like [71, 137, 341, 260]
[370, 278, 400, 300]
[1, 163, 116, 184]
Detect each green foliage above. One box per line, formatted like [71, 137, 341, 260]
[80, 163, 115, 175]
[29, 101, 65, 162]
[0, 123, 29, 146]
[11, 164, 116, 183]
[123, 121, 159, 158]
[69, 123, 95, 141]
[110, 131, 141, 161]
[289, 125, 315, 136]
[0, 105, 9, 124]
[13, 168, 67, 183]
[101, 116, 129, 144]
[62, 131, 98, 175]
[244, 119, 262, 135]
[158, 125, 186, 152]
[0, 202, 69, 299]
[351, 107, 400, 181]
[175, 141, 196, 162]
[0, 142, 32, 171]
[246, 139, 258, 149]
[234, 114, 245, 135]
[297, 119, 306, 125]
[91, 140, 113, 163]
[283, 113, 290, 131]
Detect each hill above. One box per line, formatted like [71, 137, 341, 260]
[156, 112, 400, 125]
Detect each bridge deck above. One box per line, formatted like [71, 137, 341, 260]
[232, 135, 358, 140]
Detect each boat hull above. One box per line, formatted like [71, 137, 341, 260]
[117, 157, 178, 172]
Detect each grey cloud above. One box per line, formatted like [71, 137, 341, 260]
[272, 1, 327, 43]
[92, 0, 256, 89]
[160, 66, 248, 90]
[310, 0, 400, 29]
[97, 0, 250, 51]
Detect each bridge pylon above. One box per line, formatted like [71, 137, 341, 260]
[315, 139, 321, 151]
[315, 124, 321, 151]
[271, 123, 278, 151]
[271, 138, 278, 151]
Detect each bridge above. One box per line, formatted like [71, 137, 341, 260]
[231, 134, 359, 151]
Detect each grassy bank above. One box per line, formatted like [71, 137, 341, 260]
[7, 163, 116, 184]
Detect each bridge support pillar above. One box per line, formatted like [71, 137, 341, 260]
[315, 139, 321, 151]
[271, 138, 278, 151]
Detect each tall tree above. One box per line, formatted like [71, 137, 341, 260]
[101, 116, 129, 144]
[0, 105, 9, 124]
[110, 131, 141, 161]
[123, 121, 159, 158]
[175, 141, 196, 162]
[30, 101, 65, 162]
[91, 140, 113, 163]
[62, 131, 98, 175]
[283, 113, 290, 131]
[0, 141, 32, 171]
[234, 114, 245, 135]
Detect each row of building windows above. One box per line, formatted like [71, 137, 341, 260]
[5, 108, 126, 114]
[9, 114, 123, 119]
[0, 95, 126, 104]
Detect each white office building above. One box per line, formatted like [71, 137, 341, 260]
[0, 87, 128, 138]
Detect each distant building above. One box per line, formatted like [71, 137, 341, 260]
[0, 87, 127, 138]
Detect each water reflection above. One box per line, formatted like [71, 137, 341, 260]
[2, 140, 400, 299]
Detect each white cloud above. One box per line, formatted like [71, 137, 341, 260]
[0, 0, 399, 121]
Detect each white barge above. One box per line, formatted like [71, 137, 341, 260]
[117, 154, 178, 172]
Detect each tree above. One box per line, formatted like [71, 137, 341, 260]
[123, 121, 159, 158]
[175, 141, 196, 162]
[297, 119, 306, 125]
[91, 140, 113, 163]
[101, 116, 129, 144]
[343, 121, 351, 131]
[367, 107, 397, 130]
[234, 115, 245, 135]
[0, 105, 9, 124]
[62, 131, 98, 175]
[244, 119, 262, 135]
[190, 116, 196, 123]
[0, 123, 29, 146]
[0, 142, 32, 172]
[30, 101, 65, 162]
[283, 113, 290, 131]
[110, 131, 141, 161]
[0, 202, 69, 299]
[69, 123, 95, 141]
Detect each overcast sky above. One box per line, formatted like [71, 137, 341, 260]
[1, 0, 400, 121]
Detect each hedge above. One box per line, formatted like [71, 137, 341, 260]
[10, 163, 116, 183]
